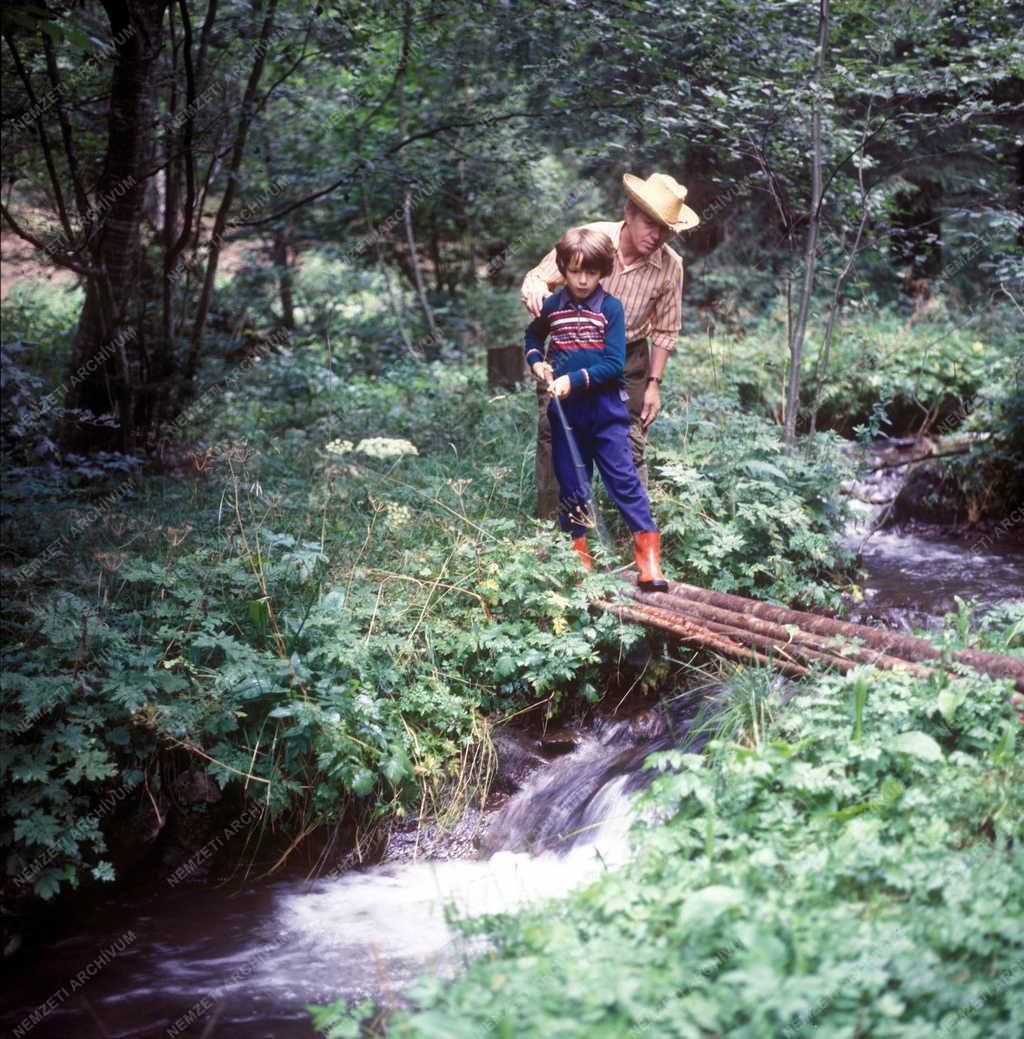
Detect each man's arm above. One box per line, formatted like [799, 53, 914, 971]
[521, 247, 564, 317]
[641, 255, 684, 430]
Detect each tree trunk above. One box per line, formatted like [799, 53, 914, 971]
[362, 187, 414, 360]
[403, 189, 440, 341]
[396, 0, 438, 348]
[428, 216, 444, 293]
[1017, 142, 1024, 250]
[808, 101, 873, 439]
[61, 0, 170, 454]
[783, 0, 828, 447]
[487, 345, 526, 389]
[456, 76, 478, 287]
[185, 0, 279, 384]
[271, 227, 296, 332]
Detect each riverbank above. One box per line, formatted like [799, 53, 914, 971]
[3, 549, 1020, 1036]
[327, 610, 1023, 1039]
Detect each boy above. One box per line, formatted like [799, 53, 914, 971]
[524, 226, 668, 592]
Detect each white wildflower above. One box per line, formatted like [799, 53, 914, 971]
[384, 501, 413, 528]
[356, 437, 419, 459]
[325, 438, 355, 455]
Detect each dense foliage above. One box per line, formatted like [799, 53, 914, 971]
[1, 275, 858, 904]
[1, 0, 1020, 447]
[313, 608, 1024, 1038]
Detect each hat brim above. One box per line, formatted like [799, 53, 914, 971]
[623, 174, 700, 232]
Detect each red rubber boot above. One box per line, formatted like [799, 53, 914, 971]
[572, 536, 593, 572]
[634, 531, 668, 592]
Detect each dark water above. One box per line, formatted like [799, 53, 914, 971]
[0, 697, 714, 1039]
[853, 529, 1024, 630]
[844, 437, 1023, 629]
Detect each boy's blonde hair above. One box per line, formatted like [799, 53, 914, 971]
[554, 227, 615, 278]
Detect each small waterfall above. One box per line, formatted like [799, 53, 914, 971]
[276, 692, 717, 1003]
[481, 694, 714, 856]
[0, 692, 719, 1037]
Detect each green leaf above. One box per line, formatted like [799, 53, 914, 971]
[33, 869, 63, 900]
[937, 686, 967, 725]
[350, 768, 375, 796]
[888, 730, 944, 762]
[677, 885, 744, 926]
[382, 745, 411, 786]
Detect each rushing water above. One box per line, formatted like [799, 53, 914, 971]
[852, 528, 1024, 630]
[0, 698, 714, 1039]
[844, 437, 1024, 629]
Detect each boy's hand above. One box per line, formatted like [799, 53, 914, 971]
[531, 361, 554, 386]
[549, 375, 572, 399]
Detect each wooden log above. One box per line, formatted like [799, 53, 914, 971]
[597, 600, 810, 678]
[622, 586, 936, 679]
[693, 617, 859, 672]
[613, 597, 886, 677]
[627, 576, 1024, 692]
[685, 614, 931, 678]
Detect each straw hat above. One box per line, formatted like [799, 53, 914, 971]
[622, 172, 699, 232]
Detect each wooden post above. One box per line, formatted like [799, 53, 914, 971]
[487, 345, 527, 389]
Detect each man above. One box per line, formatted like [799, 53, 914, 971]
[521, 172, 699, 518]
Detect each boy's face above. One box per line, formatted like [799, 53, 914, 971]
[564, 253, 601, 301]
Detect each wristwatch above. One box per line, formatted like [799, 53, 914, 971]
[646, 376, 662, 385]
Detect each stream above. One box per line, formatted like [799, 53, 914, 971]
[0, 700, 714, 1039]
[843, 436, 1024, 629]
[3, 437, 1021, 1039]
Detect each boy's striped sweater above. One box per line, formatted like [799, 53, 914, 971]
[524, 286, 627, 391]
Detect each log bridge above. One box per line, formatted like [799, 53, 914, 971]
[596, 578, 1024, 694]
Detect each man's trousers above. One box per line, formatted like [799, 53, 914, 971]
[548, 384, 655, 540]
[536, 337, 649, 519]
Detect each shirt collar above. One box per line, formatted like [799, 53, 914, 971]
[559, 286, 604, 310]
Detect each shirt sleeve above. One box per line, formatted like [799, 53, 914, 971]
[569, 297, 626, 392]
[524, 297, 554, 367]
[649, 255, 684, 352]
[521, 246, 564, 296]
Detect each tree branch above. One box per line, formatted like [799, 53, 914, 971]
[166, 0, 198, 266]
[41, 28, 90, 224]
[0, 201, 97, 276]
[239, 103, 637, 229]
[187, 0, 280, 378]
[3, 30, 75, 239]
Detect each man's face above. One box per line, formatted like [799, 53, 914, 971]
[564, 253, 601, 301]
[624, 205, 671, 256]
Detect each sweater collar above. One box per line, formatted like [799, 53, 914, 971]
[557, 285, 605, 311]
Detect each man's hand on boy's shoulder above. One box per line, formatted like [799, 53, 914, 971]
[522, 275, 553, 318]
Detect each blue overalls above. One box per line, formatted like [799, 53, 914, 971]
[549, 383, 655, 538]
[525, 287, 656, 539]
